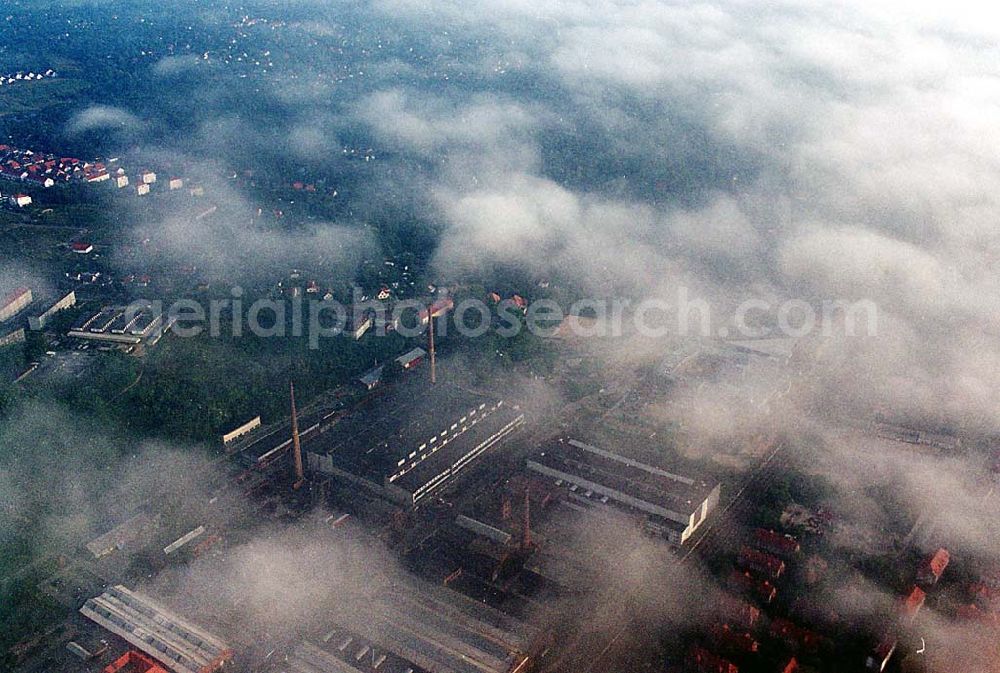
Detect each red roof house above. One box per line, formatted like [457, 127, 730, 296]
[738, 546, 786, 579]
[752, 529, 801, 557]
[777, 657, 799, 673]
[710, 623, 759, 655]
[688, 645, 738, 673]
[718, 595, 761, 629]
[916, 548, 950, 585]
[729, 570, 777, 605]
[901, 586, 926, 621]
[768, 618, 823, 653]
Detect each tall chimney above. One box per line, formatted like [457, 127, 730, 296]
[290, 381, 305, 490]
[428, 301, 437, 385]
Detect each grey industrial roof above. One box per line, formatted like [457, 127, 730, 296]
[303, 382, 516, 487]
[528, 438, 717, 517]
[80, 585, 231, 673]
[304, 579, 534, 673]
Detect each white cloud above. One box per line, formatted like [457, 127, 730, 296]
[66, 105, 144, 136]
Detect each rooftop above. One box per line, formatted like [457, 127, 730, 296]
[290, 579, 536, 673]
[1, 285, 30, 309]
[80, 585, 232, 673]
[304, 379, 524, 502]
[528, 437, 717, 519]
[306, 383, 497, 477]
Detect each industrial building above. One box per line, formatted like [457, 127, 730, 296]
[69, 304, 164, 345]
[283, 579, 536, 673]
[0, 323, 25, 348]
[305, 381, 524, 507]
[28, 289, 76, 329]
[80, 585, 233, 673]
[85, 512, 161, 559]
[104, 650, 170, 673]
[526, 437, 720, 544]
[0, 285, 32, 322]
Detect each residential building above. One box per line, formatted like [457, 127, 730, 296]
[768, 618, 823, 653]
[901, 586, 926, 622]
[916, 548, 950, 585]
[752, 528, 800, 558]
[738, 546, 786, 579]
[865, 637, 897, 672]
[710, 623, 758, 655]
[688, 646, 738, 673]
[729, 569, 777, 605]
[396, 347, 426, 369]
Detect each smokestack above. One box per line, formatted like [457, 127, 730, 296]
[428, 301, 437, 385]
[290, 381, 305, 490]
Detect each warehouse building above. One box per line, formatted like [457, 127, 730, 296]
[305, 382, 525, 507]
[0, 323, 25, 348]
[80, 585, 233, 673]
[526, 437, 720, 544]
[28, 289, 76, 330]
[0, 285, 31, 322]
[282, 579, 536, 673]
[68, 304, 164, 345]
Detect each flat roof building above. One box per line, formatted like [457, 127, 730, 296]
[283, 579, 536, 673]
[0, 324, 25, 348]
[526, 438, 720, 544]
[28, 289, 76, 330]
[68, 305, 164, 345]
[80, 585, 233, 673]
[0, 285, 31, 322]
[305, 381, 524, 507]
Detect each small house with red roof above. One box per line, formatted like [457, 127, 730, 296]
[688, 646, 738, 673]
[900, 586, 926, 622]
[916, 548, 950, 585]
[738, 546, 786, 579]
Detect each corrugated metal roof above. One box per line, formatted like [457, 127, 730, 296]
[80, 585, 232, 673]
